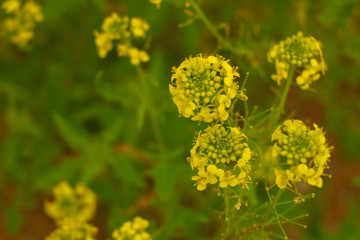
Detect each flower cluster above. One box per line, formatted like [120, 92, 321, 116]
[45, 223, 97, 240]
[111, 216, 152, 240]
[271, 119, 332, 189]
[1, 0, 43, 47]
[94, 12, 150, 65]
[44, 181, 98, 239]
[188, 124, 252, 191]
[170, 54, 241, 122]
[267, 32, 327, 89]
[45, 181, 97, 226]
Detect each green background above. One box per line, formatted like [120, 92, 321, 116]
[0, 0, 359, 239]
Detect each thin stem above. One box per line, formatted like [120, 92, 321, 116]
[261, 187, 286, 238]
[188, 0, 244, 55]
[272, 65, 295, 125]
[224, 189, 231, 237]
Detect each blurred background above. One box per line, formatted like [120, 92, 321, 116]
[0, 0, 359, 239]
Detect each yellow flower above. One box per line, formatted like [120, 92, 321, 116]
[23, 0, 43, 22]
[268, 32, 327, 89]
[1, 0, 20, 13]
[188, 124, 252, 191]
[44, 181, 97, 226]
[275, 169, 295, 189]
[45, 223, 97, 240]
[112, 217, 152, 240]
[127, 47, 150, 65]
[130, 17, 150, 38]
[271, 119, 332, 189]
[219, 171, 238, 188]
[101, 13, 129, 40]
[10, 29, 34, 46]
[170, 54, 241, 122]
[149, 0, 162, 8]
[94, 13, 150, 64]
[1, 0, 43, 47]
[93, 31, 113, 58]
[192, 165, 225, 191]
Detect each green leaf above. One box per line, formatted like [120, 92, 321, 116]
[151, 162, 177, 201]
[101, 116, 124, 144]
[5, 206, 23, 235]
[52, 112, 87, 149]
[136, 104, 146, 130]
[110, 155, 144, 188]
[94, 71, 132, 106]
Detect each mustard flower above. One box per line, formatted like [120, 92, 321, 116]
[44, 181, 97, 226]
[188, 124, 252, 191]
[130, 18, 150, 38]
[1, 0, 20, 13]
[101, 13, 130, 40]
[268, 32, 327, 89]
[170, 54, 241, 122]
[112, 216, 152, 240]
[45, 223, 98, 240]
[94, 12, 150, 65]
[1, 0, 43, 47]
[271, 119, 332, 189]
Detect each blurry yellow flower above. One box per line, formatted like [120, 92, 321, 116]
[170, 54, 241, 122]
[1, 0, 43, 47]
[268, 32, 327, 89]
[23, 0, 43, 22]
[271, 119, 332, 189]
[1, 0, 20, 13]
[128, 47, 150, 65]
[94, 12, 150, 65]
[44, 181, 97, 226]
[45, 223, 97, 240]
[10, 29, 34, 46]
[149, 0, 162, 8]
[130, 18, 150, 38]
[112, 217, 152, 240]
[188, 124, 252, 191]
[93, 31, 113, 58]
[101, 13, 129, 40]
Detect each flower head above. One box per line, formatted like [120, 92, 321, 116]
[271, 119, 332, 189]
[112, 216, 152, 240]
[188, 124, 252, 191]
[94, 13, 150, 65]
[1, 0, 43, 47]
[268, 32, 327, 89]
[44, 181, 97, 226]
[45, 223, 97, 240]
[170, 54, 240, 122]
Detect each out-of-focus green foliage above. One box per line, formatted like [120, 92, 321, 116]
[0, 0, 359, 239]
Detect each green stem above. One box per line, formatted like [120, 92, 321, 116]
[135, 65, 166, 151]
[262, 188, 284, 224]
[188, 0, 243, 55]
[272, 66, 295, 125]
[223, 188, 231, 237]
